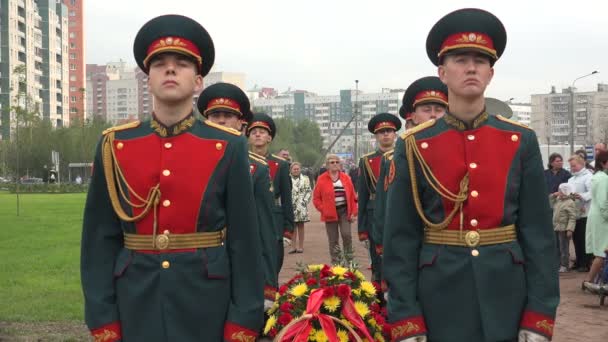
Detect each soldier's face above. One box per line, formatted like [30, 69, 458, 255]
[147, 53, 203, 104]
[207, 111, 240, 130]
[438, 52, 494, 99]
[374, 129, 396, 148]
[248, 127, 272, 147]
[413, 103, 446, 124]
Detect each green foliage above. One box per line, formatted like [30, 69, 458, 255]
[0, 192, 85, 321]
[271, 118, 323, 166]
[6, 183, 89, 193]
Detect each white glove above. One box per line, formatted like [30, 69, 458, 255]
[283, 237, 292, 247]
[383, 290, 389, 302]
[264, 299, 274, 311]
[362, 239, 370, 250]
[402, 336, 427, 342]
[518, 330, 549, 342]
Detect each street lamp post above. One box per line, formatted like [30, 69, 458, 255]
[354, 80, 359, 162]
[570, 71, 599, 155]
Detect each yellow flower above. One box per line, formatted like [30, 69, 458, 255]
[367, 318, 377, 326]
[354, 301, 370, 318]
[337, 329, 349, 342]
[290, 283, 308, 297]
[352, 289, 362, 297]
[354, 270, 365, 280]
[323, 296, 341, 312]
[374, 332, 386, 342]
[268, 302, 279, 315]
[263, 315, 276, 334]
[314, 329, 328, 342]
[308, 328, 318, 340]
[331, 266, 348, 277]
[341, 319, 354, 328]
[308, 264, 324, 272]
[360, 281, 376, 297]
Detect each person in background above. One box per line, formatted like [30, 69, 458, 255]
[590, 142, 607, 168]
[278, 148, 292, 162]
[549, 183, 577, 273]
[313, 155, 357, 264]
[583, 150, 608, 289]
[288, 162, 312, 254]
[575, 149, 594, 172]
[567, 154, 593, 272]
[544, 153, 571, 194]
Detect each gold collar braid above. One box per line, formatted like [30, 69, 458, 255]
[404, 134, 469, 232]
[102, 132, 163, 248]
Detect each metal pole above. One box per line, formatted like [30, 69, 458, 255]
[570, 71, 599, 156]
[354, 80, 359, 162]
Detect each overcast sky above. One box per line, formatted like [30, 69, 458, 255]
[85, 0, 607, 102]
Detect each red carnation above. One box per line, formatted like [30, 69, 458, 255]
[323, 286, 335, 298]
[279, 285, 288, 295]
[269, 328, 278, 337]
[370, 302, 380, 313]
[320, 265, 333, 278]
[320, 279, 329, 287]
[344, 272, 357, 281]
[278, 312, 293, 326]
[280, 302, 294, 312]
[306, 277, 318, 286]
[337, 284, 351, 298]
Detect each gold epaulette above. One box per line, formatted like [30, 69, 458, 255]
[496, 115, 531, 130]
[361, 151, 376, 159]
[401, 119, 436, 140]
[249, 152, 268, 166]
[271, 154, 287, 161]
[204, 120, 241, 136]
[102, 120, 141, 136]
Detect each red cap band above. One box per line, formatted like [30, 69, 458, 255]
[439, 32, 496, 59]
[204, 98, 242, 117]
[413, 90, 448, 108]
[144, 36, 202, 68]
[373, 121, 397, 133]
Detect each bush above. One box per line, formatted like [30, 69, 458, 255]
[7, 183, 89, 193]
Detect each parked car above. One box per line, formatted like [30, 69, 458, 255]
[21, 177, 44, 184]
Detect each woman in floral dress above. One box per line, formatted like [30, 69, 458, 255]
[289, 162, 312, 254]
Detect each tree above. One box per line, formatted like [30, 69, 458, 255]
[271, 118, 323, 166]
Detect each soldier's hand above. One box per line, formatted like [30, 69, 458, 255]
[518, 330, 549, 342]
[264, 299, 274, 311]
[403, 336, 427, 342]
[362, 239, 370, 250]
[567, 231, 573, 239]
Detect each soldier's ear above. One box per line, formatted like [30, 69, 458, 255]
[193, 74, 204, 93]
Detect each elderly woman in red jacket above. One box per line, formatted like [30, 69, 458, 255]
[313, 154, 358, 264]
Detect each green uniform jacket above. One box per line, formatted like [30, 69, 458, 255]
[383, 113, 559, 342]
[357, 150, 383, 241]
[372, 149, 394, 256]
[266, 154, 294, 240]
[248, 152, 279, 300]
[81, 118, 263, 342]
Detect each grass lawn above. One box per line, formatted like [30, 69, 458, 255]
[0, 192, 86, 322]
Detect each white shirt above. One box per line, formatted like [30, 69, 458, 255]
[567, 168, 593, 218]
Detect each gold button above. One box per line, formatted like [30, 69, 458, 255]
[471, 249, 479, 257]
[163, 199, 171, 207]
[162, 169, 171, 176]
[469, 162, 477, 169]
[164, 142, 172, 149]
[471, 190, 479, 198]
[421, 142, 429, 149]
[467, 135, 475, 141]
[470, 219, 479, 227]
[511, 134, 519, 142]
[161, 261, 170, 269]
[216, 142, 223, 150]
[116, 142, 124, 150]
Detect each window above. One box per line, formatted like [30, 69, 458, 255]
[69, 53, 76, 59]
[69, 32, 75, 38]
[71, 96, 77, 103]
[70, 86, 77, 92]
[71, 0, 77, 5]
[69, 11, 76, 17]
[70, 42, 75, 49]
[70, 64, 76, 70]
[70, 107, 78, 113]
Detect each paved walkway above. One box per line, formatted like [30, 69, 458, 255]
[280, 206, 608, 341]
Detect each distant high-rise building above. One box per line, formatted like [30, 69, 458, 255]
[0, 0, 70, 139]
[62, 0, 86, 123]
[85, 64, 108, 119]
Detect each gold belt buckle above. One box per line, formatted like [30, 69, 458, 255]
[155, 232, 170, 250]
[464, 231, 480, 247]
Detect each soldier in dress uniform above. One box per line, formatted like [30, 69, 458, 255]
[80, 15, 263, 342]
[357, 113, 402, 285]
[374, 77, 448, 260]
[383, 8, 559, 342]
[197, 82, 279, 311]
[247, 113, 295, 275]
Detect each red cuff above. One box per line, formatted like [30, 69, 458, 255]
[520, 310, 554, 339]
[358, 232, 369, 241]
[283, 231, 293, 239]
[90, 321, 121, 342]
[390, 316, 427, 341]
[264, 285, 277, 301]
[381, 280, 388, 292]
[224, 322, 258, 342]
[375, 244, 384, 255]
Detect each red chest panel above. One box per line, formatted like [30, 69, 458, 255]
[365, 155, 382, 182]
[268, 159, 279, 180]
[113, 133, 227, 235]
[417, 126, 521, 230]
